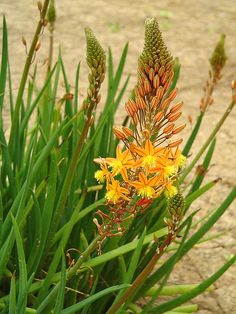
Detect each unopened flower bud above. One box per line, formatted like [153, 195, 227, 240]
[35, 41, 41, 51]
[156, 86, 165, 102]
[113, 127, 126, 140]
[37, 1, 43, 12]
[47, 0, 56, 24]
[209, 34, 227, 76]
[170, 101, 183, 113]
[168, 138, 183, 148]
[158, 66, 165, 77]
[22, 36, 27, 46]
[155, 111, 164, 122]
[168, 88, 178, 101]
[163, 123, 175, 134]
[172, 123, 186, 134]
[122, 127, 133, 137]
[167, 192, 185, 217]
[167, 111, 182, 122]
[153, 74, 160, 89]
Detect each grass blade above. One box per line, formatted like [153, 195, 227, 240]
[9, 273, 16, 314]
[60, 284, 130, 314]
[137, 186, 236, 297]
[0, 16, 8, 110]
[54, 254, 67, 313]
[11, 214, 28, 313]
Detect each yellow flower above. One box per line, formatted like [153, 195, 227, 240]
[105, 145, 134, 181]
[163, 165, 177, 178]
[105, 178, 130, 204]
[150, 157, 177, 181]
[174, 148, 186, 169]
[130, 172, 162, 199]
[94, 163, 109, 183]
[131, 140, 164, 172]
[165, 182, 178, 198]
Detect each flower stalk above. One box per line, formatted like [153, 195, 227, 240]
[180, 85, 235, 183]
[9, 0, 50, 156]
[94, 18, 186, 243]
[49, 28, 106, 243]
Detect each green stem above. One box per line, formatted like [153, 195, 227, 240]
[180, 100, 235, 183]
[107, 231, 175, 314]
[146, 284, 212, 297]
[49, 101, 95, 242]
[9, 0, 50, 153]
[36, 235, 101, 313]
[182, 112, 204, 157]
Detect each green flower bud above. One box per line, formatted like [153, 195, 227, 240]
[167, 192, 185, 218]
[139, 18, 173, 70]
[85, 28, 106, 73]
[47, 0, 56, 24]
[209, 34, 227, 76]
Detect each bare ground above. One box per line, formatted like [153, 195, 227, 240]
[1, 0, 236, 313]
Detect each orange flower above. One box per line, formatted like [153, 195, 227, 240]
[131, 139, 164, 172]
[130, 172, 163, 199]
[172, 148, 186, 169]
[150, 148, 178, 181]
[105, 177, 130, 204]
[105, 145, 134, 181]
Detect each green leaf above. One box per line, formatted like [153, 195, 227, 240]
[141, 217, 193, 312]
[83, 228, 167, 269]
[114, 228, 147, 309]
[54, 254, 67, 313]
[180, 100, 235, 183]
[60, 284, 130, 314]
[188, 138, 216, 195]
[19, 63, 57, 135]
[0, 16, 8, 109]
[11, 214, 28, 313]
[126, 228, 146, 283]
[9, 274, 16, 314]
[182, 112, 204, 157]
[184, 178, 219, 210]
[137, 186, 236, 298]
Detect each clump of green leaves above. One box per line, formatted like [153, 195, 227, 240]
[0, 2, 235, 313]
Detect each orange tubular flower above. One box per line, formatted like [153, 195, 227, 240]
[105, 145, 134, 181]
[130, 172, 163, 199]
[105, 177, 130, 204]
[131, 139, 164, 173]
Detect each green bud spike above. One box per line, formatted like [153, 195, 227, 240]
[85, 28, 106, 72]
[139, 17, 173, 69]
[209, 34, 227, 75]
[47, 0, 56, 24]
[167, 192, 185, 217]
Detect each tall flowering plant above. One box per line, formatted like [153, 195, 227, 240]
[94, 18, 186, 243]
[0, 2, 235, 313]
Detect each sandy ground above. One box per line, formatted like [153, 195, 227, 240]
[1, 0, 236, 313]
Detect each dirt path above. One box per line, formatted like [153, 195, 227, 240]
[1, 1, 236, 313]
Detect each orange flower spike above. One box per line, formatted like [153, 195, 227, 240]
[105, 178, 130, 204]
[105, 145, 134, 181]
[130, 172, 162, 199]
